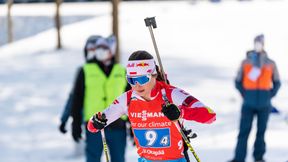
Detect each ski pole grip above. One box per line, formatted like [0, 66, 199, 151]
[144, 17, 157, 28]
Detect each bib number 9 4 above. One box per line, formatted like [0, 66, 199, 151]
[134, 128, 171, 148]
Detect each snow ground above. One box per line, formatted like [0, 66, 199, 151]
[0, 1, 287, 162]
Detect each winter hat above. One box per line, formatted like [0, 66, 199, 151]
[84, 35, 117, 61]
[84, 35, 102, 61]
[106, 35, 117, 55]
[254, 34, 264, 44]
[95, 35, 117, 55]
[95, 37, 109, 48]
[126, 59, 156, 76]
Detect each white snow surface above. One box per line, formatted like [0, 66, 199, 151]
[0, 1, 288, 162]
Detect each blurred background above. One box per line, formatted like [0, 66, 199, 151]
[0, 0, 287, 162]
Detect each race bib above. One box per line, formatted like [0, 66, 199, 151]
[134, 128, 171, 148]
[248, 67, 261, 81]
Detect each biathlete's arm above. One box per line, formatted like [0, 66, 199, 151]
[87, 92, 129, 132]
[171, 88, 216, 124]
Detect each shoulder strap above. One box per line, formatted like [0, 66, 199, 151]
[160, 88, 170, 105]
[126, 90, 133, 108]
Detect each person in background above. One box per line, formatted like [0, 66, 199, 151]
[58, 36, 102, 157]
[229, 34, 281, 162]
[87, 50, 216, 162]
[71, 35, 130, 162]
[59, 36, 102, 136]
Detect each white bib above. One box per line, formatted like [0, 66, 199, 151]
[248, 67, 261, 82]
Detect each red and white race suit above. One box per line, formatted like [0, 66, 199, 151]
[88, 81, 216, 161]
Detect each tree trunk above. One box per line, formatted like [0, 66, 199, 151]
[112, 0, 120, 63]
[7, 0, 13, 43]
[55, 0, 62, 49]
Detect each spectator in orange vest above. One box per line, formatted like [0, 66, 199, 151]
[229, 34, 281, 162]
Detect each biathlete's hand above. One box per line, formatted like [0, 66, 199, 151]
[183, 128, 197, 140]
[92, 112, 108, 130]
[161, 103, 181, 121]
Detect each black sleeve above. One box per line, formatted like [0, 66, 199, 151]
[71, 67, 85, 127]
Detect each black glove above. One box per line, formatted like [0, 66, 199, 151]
[183, 128, 197, 154]
[72, 123, 82, 143]
[91, 112, 108, 130]
[59, 122, 67, 134]
[161, 103, 181, 121]
[183, 128, 197, 140]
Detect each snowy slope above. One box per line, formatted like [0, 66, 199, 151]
[0, 1, 287, 162]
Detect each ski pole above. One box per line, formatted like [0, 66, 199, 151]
[101, 129, 110, 162]
[144, 17, 201, 162]
[174, 122, 201, 162]
[98, 113, 110, 162]
[144, 17, 167, 83]
[162, 89, 201, 162]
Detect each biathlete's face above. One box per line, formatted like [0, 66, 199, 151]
[127, 74, 156, 98]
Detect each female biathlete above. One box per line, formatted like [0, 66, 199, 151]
[87, 50, 216, 162]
